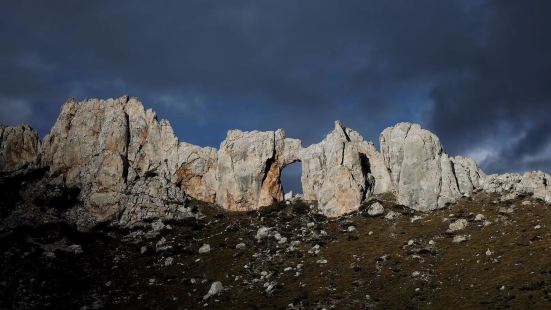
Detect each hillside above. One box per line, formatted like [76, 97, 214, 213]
[1, 190, 550, 309]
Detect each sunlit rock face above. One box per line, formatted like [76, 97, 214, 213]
[216, 129, 301, 211]
[0, 124, 40, 173]
[379, 123, 484, 211]
[39, 96, 213, 229]
[481, 171, 551, 203]
[1, 96, 550, 229]
[451, 156, 486, 197]
[300, 121, 389, 217]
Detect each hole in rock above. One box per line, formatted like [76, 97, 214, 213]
[281, 161, 303, 198]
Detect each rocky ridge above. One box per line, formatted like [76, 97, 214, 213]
[1, 96, 550, 230]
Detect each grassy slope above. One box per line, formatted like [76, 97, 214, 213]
[1, 193, 551, 309]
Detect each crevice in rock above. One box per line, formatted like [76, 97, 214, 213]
[261, 133, 278, 187]
[0, 128, 5, 151]
[359, 153, 372, 201]
[261, 154, 276, 187]
[342, 128, 351, 142]
[449, 160, 461, 194]
[360, 153, 371, 177]
[122, 112, 130, 184]
[395, 127, 411, 188]
[340, 142, 345, 165]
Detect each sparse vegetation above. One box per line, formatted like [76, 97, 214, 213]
[2, 193, 551, 309]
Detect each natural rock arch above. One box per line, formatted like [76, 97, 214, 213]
[280, 159, 303, 196]
[215, 128, 302, 211]
[1, 96, 550, 230]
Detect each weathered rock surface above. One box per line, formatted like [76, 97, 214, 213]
[0, 124, 40, 172]
[380, 123, 483, 211]
[482, 171, 551, 203]
[39, 96, 207, 229]
[300, 121, 385, 217]
[1, 96, 550, 228]
[367, 202, 385, 216]
[451, 156, 486, 197]
[216, 129, 301, 211]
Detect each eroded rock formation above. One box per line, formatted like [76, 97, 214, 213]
[39, 96, 214, 229]
[451, 156, 486, 197]
[380, 123, 484, 211]
[0, 124, 40, 172]
[216, 129, 301, 211]
[301, 121, 386, 216]
[481, 171, 551, 203]
[1, 96, 550, 229]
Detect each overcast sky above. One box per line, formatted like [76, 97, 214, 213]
[1, 0, 550, 193]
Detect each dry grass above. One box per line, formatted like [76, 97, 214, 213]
[1, 192, 551, 309]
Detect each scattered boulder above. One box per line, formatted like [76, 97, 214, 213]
[164, 257, 174, 266]
[367, 202, 385, 216]
[198, 244, 211, 254]
[64, 244, 83, 254]
[452, 235, 469, 243]
[256, 227, 272, 241]
[498, 206, 515, 215]
[151, 219, 165, 232]
[448, 219, 468, 232]
[384, 211, 401, 220]
[203, 281, 223, 300]
[284, 191, 293, 201]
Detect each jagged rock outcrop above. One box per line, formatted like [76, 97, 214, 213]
[123, 99, 218, 203]
[380, 123, 482, 211]
[300, 121, 387, 216]
[216, 129, 301, 211]
[481, 171, 551, 203]
[1, 96, 550, 228]
[0, 125, 40, 172]
[39, 96, 213, 229]
[354, 139, 394, 195]
[451, 156, 486, 196]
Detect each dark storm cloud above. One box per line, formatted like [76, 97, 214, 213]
[1, 0, 550, 191]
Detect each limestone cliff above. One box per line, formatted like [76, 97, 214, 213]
[1, 96, 550, 229]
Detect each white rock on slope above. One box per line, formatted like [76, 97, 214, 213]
[198, 244, 211, 254]
[367, 202, 385, 216]
[203, 281, 223, 300]
[448, 219, 468, 232]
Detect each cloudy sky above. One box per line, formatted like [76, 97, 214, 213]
[1, 0, 550, 193]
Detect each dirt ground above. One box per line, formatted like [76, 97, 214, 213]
[1, 192, 551, 309]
